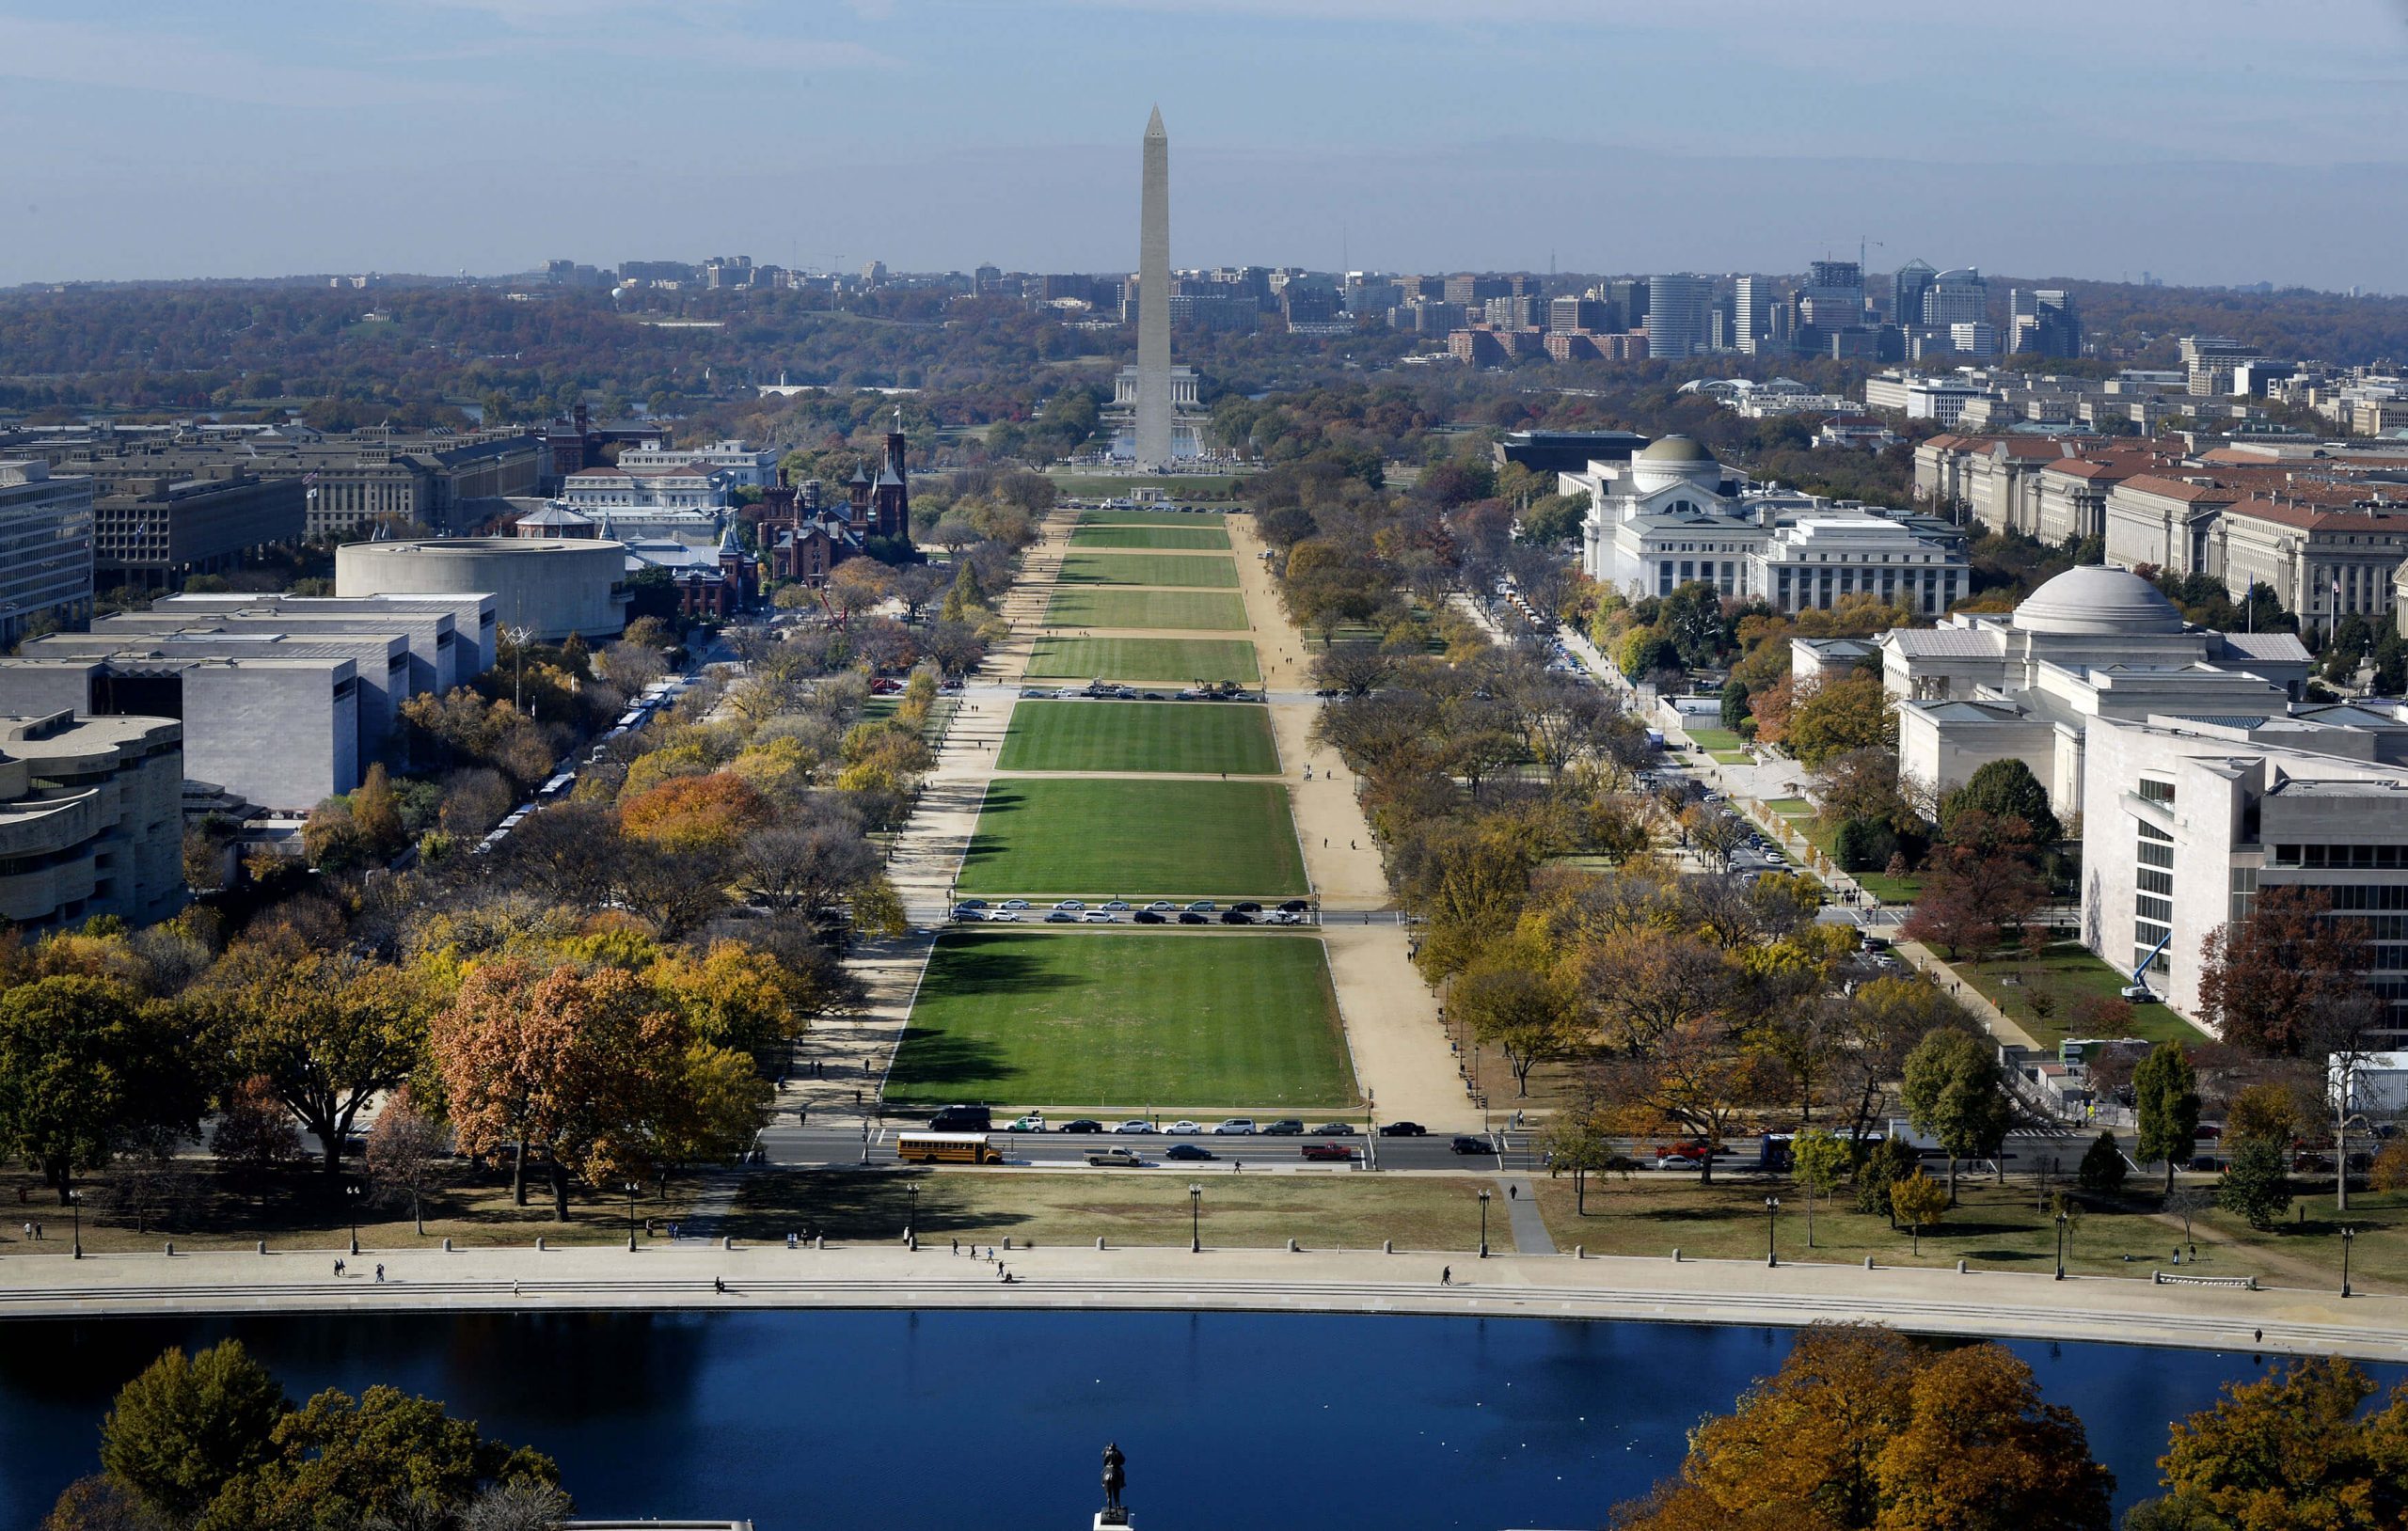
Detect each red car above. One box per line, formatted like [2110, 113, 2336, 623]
[1301, 1143, 1357, 1162]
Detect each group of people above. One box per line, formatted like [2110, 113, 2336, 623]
[330, 1258, 387, 1283]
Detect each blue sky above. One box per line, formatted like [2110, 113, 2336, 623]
[7, 0, 2408, 288]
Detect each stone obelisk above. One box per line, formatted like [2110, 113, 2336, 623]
[1134, 105, 1172, 471]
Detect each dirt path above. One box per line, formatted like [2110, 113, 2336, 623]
[1226, 513, 1472, 1130]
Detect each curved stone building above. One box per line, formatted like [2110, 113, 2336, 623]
[336, 537, 628, 641]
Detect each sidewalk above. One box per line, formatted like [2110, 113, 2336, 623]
[5, 1239, 2396, 1362]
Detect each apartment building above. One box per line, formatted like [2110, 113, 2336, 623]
[0, 461, 96, 650]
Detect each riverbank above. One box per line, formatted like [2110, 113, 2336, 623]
[5, 1240, 2400, 1362]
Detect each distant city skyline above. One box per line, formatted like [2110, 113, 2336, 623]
[5, 0, 2407, 290]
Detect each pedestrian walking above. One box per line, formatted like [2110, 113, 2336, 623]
[334, 1258, 345, 1277]
[714, 1277, 726, 1294]
[1441, 1266, 1451, 1286]
[512, 1280, 519, 1296]
[952, 1238, 959, 1255]
[374, 1264, 386, 1284]
[19, 1222, 28, 1241]
[2254, 1328, 2263, 1344]
[1508, 1184, 1517, 1201]
[32, 1223, 40, 1240]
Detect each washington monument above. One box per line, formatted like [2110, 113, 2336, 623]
[1134, 104, 1172, 470]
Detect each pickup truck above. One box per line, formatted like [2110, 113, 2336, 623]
[1301, 1143, 1356, 1162]
[1084, 1147, 1146, 1168]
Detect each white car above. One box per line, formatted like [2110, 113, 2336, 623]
[1146, 901, 1177, 912]
[1000, 899, 1031, 910]
[1112, 1119, 1153, 1134]
[1163, 1120, 1202, 1135]
[988, 911, 1022, 923]
[1084, 910, 1117, 923]
[1212, 1118, 1258, 1135]
[1054, 899, 1086, 911]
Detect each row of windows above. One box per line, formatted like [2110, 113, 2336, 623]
[2137, 779, 2176, 806]
[2329, 885, 2408, 911]
[2137, 894, 2173, 924]
[2270, 844, 2408, 870]
[2137, 840, 2173, 871]
[2137, 868, 2173, 896]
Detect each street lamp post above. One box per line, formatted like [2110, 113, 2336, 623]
[2055, 1210, 2069, 1281]
[344, 1184, 362, 1257]
[626, 1182, 642, 1253]
[68, 1190, 83, 1260]
[1765, 1196, 1780, 1268]
[1189, 1183, 1202, 1254]
[906, 1183, 920, 1248]
[1478, 1189, 1493, 1258]
[2343, 1224, 2356, 1298]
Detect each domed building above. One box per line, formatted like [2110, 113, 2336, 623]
[1880, 564, 2313, 816]
[1576, 434, 1969, 612]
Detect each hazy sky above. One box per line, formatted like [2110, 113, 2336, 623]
[7, 0, 2408, 289]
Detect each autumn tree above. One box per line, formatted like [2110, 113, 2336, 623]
[0, 975, 199, 1203]
[2194, 887, 2373, 1055]
[198, 946, 436, 1177]
[616, 772, 770, 857]
[2225, 1080, 2300, 1146]
[1890, 1169, 1949, 1254]
[211, 1074, 301, 1199]
[1790, 1128, 1850, 1248]
[1452, 960, 1588, 1096]
[1785, 671, 1893, 768]
[2133, 1041, 2202, 1193]
[2131, 1357, 2408, 1530]
[1609, 1324, 2111, 1531]
[97, 1340, 288, 1527]
[364, 1086, 451, 1237]
[1900, 1029, 2011, 1202]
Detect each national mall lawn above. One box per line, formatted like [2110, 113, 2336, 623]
[882, 929, 1356, 1112]
[953, 778, 1307, 898]
[997, 700, 1279, 775]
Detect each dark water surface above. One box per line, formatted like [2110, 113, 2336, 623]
[0, 1309, 2382, 1529]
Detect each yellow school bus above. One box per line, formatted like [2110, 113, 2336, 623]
[895, 1131, 1004, 1165]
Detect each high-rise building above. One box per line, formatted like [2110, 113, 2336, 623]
[1923, 268, 1989, 326]
[1950, 321, 2000, 357]
[1607, 279, 1649, 329]
[1890, 260, 1937, 328]
[1801, 260, 1865, 323]
[1733, 276, 1783, 355]
[1548, 296, 1607, 334]
[0, 461, 95, 650]
[2179, 335, 2260, 397]
[1641, 275, 1712, 359]
[2010, 288, 2083, 358]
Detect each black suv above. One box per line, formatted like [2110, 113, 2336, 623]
[1261, 1119, 1306, 1136]
[927, 1105, 991, 1132]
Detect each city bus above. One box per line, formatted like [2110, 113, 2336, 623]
[895, 1131, 1005, 1165]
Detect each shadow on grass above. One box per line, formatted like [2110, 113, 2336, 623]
[1632, 1203, 1752, 1224]
[882, 1029, 1013, 1097]
[725, 1170, 1032, 1243]
[923, 942, 1085, 999]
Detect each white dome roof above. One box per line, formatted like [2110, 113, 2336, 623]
[1638, 434, 1716, 464]
[2012, 565, 2186, 636]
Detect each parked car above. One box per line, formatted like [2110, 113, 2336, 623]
[1101, 900, 1132, 911]
[1145, 901, 1178, 911]
[1261, 1119, 1305, 1136]
[999, 899, 1031, 910]
[1058, 1119, 1105, 1134]
[1163, 1120, 1202, 1135]
[1277, 899, 1311, 913]
[1450, 1135, 1493, 1155]
[1264, 910, 1299, 924]
[1133, 910, 1167, 924]
[1655, 1151, 1705, 1171]
[952, 908, 985, 922]
[956, 899, 990, 911]
[1302, 1144, 1356, 1162]
[989, 911, 1022, 923]
[1378, 1121, 1428, 1137]
[1164, 1143, 1216, 1161]
[1312, 1123, 1357, 1137]
[1177, 912, 1209, 925]
[1212, 1118, 1259, 1135]
[1186, 900, 1217, 912]
[1085, 1148, 1145, 1168]
[1112, 1120, 1153, 1134]
[1084, 910, 1117, 923]
[1006, 1115, 1047, 1133]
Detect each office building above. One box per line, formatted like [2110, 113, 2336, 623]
[2083, 709, 2408, 1042]
[1951, 321, 2001, 357]
[2011, 288, 2083, 358]
[1548, 297, 1607, 335]
[1891, 260, 1937, 328]
[1641, 275, 1713, 359]
[1733, 277, 1783, 355]
[611, 439, 780, 489]
[0, 461, 96, 650]
[2181, 336, 2262, 397]
[1923, 268, 1989, 326]
[0, 710, 184, 931]
[88, 466, 305, 591]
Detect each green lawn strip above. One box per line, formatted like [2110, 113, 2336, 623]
[1942, 941, 2209, 1050]
[861, 696, 958, 742]
[1709, 750, 1752, 766]
[1044, 588, 1249, 631]
[955, 777, 1307, 898]
[884, 929, 1354, 1110]
[1072, 509, 1236, 526]
[1023, 636, 1261, 684]
[1683, 724, 1745, 751]
[998, 700, 1280, 775]
[726, 1170, 1481, 1251]
[1057, 551, 1241, 588]
[1781, 812, 1925, 902]
[1047, 472, 1247, 502]
[1527, 1175, 2394, 1289]
[1070, 525, 1233, 551]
